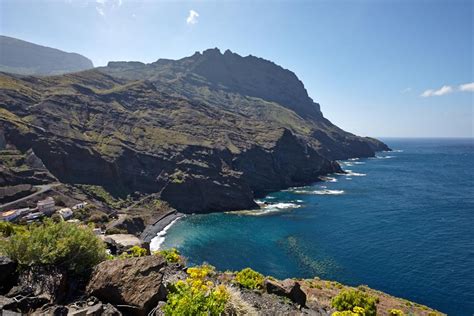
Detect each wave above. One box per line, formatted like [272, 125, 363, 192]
[319, 176, 337, 182]
[149, 217, 183, 251]
[345, 177, 352, 180]
[231, 202, 302, 216]
[392, 149, 404, 153]
[353, 161, 365, 165]
[349, 158, 360, 161]
[344, 170, 367, 176]
[313, 189, 345, 195]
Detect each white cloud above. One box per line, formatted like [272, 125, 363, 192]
[95, 0, 122, 16]
[459, 82, 474, 92]
[420, 85, 453, 97]
[401, 87, 412, 94]
[186, 10, 199, 25]
[96, 6, 105, 16]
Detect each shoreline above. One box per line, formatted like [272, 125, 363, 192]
[140, 210, 184, 243]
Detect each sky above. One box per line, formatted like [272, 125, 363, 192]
[0, 0, 472, 138]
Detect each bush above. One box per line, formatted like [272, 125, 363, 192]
[331, 289, 378, 316]
[332, 306, 366, 316]
[119, 245, 148, 258]
[163, 265, 229, 315]
[155, 248, 182, 263]
[0, 222, 26, 237]
[0, 219, 107, 274]
[234, 267, 264, 290]
[389, 309, 405, 316]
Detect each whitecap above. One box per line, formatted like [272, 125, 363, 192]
[349, 158, 360, 161]
[319, 176, 337, 182]
[346, 177, 352, 180]
[313, 189, 345, 195]
[149, 217, 183, 252]
[345, 170, 367, 176]
[353, 161, 365, 165]
[231, 202, 301, 216]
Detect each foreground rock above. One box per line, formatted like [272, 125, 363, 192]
[86, 256, 168, 315]
[265, 278, 307, 307]
[0, 256, 17, 293]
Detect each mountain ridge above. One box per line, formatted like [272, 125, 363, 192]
[0, 48, 389, 213]
[0, 35, 93, 76]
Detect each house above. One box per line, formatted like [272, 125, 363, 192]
[23, 212, 44, 222]
[0, 210, 21, 222]
[37, 197, 55, 215]
[72, 202, 88, 210]
[58, 208, 73, 220]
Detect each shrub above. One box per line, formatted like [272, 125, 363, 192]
[234, 267, 264, 290]
[0, 219, 107, 274]
[155, 248, 182, 263]
[332, 306, 366, 316]
[163, 265, 229, 315]
[0, 222, 26, 237]
[119, 245, 148, 258]
[389, 309, 405, 316]
[331, 289, 378, 316]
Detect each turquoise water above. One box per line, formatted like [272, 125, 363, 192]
[161, 139, 474, 315]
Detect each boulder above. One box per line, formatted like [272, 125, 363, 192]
[264, 278, 307, 307]
[101, 234, 144, 255]
[86, 256, 168, 315]
[0, 256, 17, 293]
[7, 265, 67, 304]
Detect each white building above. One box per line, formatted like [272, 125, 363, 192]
[72, 202, 88, 210]
[37, 197, 55, 215]
[58, 208, 73, 220]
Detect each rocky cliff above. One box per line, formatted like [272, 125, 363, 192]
[0, 49, 389, 213]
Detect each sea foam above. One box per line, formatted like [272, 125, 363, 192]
[149, 217, 182, 251]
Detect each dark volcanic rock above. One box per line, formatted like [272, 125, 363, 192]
[265, 278, 307, 307]
[0, 256, 17, 294]
[7, 266, 67, 304]
[86, 256, 168, 315]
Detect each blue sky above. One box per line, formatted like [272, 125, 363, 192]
[1, 0, 472, 137]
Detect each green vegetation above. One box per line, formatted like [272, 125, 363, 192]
[332, 306, 367, 316]
[0, 219, 107, 274]
[155, 248, 182, 264]
[76, 184, 125, 208]
[234, 267, 264, 290]
[119, 245, 148, 258]
[164, 265, 229, 316]
[388, 309, 405, 316]
[331, 289, 378, 316]
[0, 222, 27, 237]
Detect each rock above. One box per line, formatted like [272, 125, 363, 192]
[106, 215, 145, 236]
[102, 234, 144, 255]
[264, 278, 307, 307]
[7, 265, 67, 304]
[86, 256, 168, 315]
[0, 256, 17, 293]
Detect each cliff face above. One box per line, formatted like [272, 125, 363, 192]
[0, 36, 93, 76]
[0, 49, 388, 213]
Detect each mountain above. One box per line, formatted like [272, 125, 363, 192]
[0, 48, 389, 213]
[0, 36, 93, 75]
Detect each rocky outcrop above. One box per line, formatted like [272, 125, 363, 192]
[264, 278, 307, 307]
[86, 256, 169, 315]
[102, 234, 145, 255]
[0, 256, 17, 293]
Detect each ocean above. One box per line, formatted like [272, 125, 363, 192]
[158, 138, 474, 315]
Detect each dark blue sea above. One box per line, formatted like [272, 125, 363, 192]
[161, 138, 474, 315]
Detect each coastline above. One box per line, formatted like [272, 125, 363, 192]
[140, 209, 183, 243]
